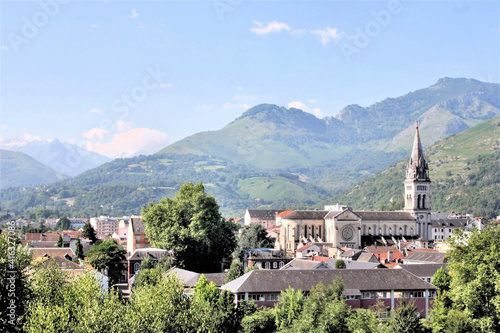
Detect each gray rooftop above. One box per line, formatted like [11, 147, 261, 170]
[247, 210, 285, 220]
[280, 258, 333, 270]
[404, 251, 447, 264]
[166, 267, 228, 287]
[431, 218, 468, 228]
[221, 269, 436, 294]
[281, 210, 329, 220]
[396, 264, 447, 278]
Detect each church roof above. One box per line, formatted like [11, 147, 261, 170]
[280, 210, 329, 220]
[355, 211, 416, 220]
[431, 218, 468, 228]
[247, 209, 285, 219]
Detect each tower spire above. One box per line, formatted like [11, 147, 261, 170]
[406, 123, 429, 181]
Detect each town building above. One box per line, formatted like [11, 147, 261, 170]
[221, 269, 437, 317]
[90, 216, 130, 240]
[244, 209, 285, 228]
[278, 125, 435, 256]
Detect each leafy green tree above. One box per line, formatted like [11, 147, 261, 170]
[241, 306, 276, 333]
[274, 287, 305, 331]
[142, 182, 238, 272]
[75, 237, 83, 260]
[0, 230, 32, 332]
[224, 258, 244, 283]
[86, 239, 126, 286]
[335, 259, 346, 269]
[82, 221, 98, 244]
[235, 223, 275, 258]
[431, 266, 451, 291]
[55, 216, 71, 231]
[389, 299, 423, 333]
[347, 308, 389, 333]
[438, 223, 500, 332]
[56, 234, 63, 247]
[125, 274, 193, 333]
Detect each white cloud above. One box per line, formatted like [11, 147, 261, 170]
[90, 108, 104, 113]
[1, 45, 8, 50]
[251, 21, 291, 35]
[85, 128, 169, 158]
[91, 24, 98, 29]
[160, 82, 173, 88]
[116, 120, 132, 132]
[130, 9, 139, 19]
[23, 134, 42, 142]
[288, 101, 323, 118]
[81, 127, 110, 142]
[0, 133, 45, 148]
[311, 27, 344, 45]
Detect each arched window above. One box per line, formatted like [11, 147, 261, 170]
[279, 262, 284, 268]
[422, 195, 426, 209]
[383, 225, 387, 235]
[134, 262, 140, 273]
[363, 225, 367, 235]
[265, 262, 270, 269]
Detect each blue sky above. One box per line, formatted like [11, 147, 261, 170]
[1, 0, 499, 158]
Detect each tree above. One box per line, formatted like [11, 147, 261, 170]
[56, 234, 63, 247]
[82, 221, 98, 244]
[75, 237, 83, 260]
[431, 266, 451, 291]
[142, 182, 238, 272]
[389, 299, 423, 333]
[235, 223, 275, 258]
[55, 217, 71, 231]
[335, 259, 346, 269]
[241, 306, 276, 333]
[435, 223, 500, 332]
[224, 258, 244, 284]
[86, 239, 126, 286]
[274, 287, 305, 331]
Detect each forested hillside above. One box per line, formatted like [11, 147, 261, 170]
[326, 116, 500, 218]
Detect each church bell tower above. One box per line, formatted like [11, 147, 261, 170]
[404, 122, 431, 238]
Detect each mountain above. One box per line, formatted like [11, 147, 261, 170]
[325, 116, 500, 218]
[1, 139, 111, 177]
[0, 150, 68, 189]
[1, 78, 498, 217]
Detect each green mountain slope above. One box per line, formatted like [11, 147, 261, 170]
[325, 116, 500, 218]
[0, 150, 68, 189]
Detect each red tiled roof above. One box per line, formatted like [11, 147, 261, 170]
[309, 256, 330, 262]
[276, 210, 295, 217]
[296, 244, 312, 252]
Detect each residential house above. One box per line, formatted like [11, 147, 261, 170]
[221, 269, 437, 317]
[126, 215, 150, 255]
[244, 209, 285, 229]
[295, 243, 332, 258]
[243, 248, 291, 270]
[69, 218, 88, 229]
[364, 246, 404, 267]
[30, 248, 76, 262]
[127, 248, 172, 284]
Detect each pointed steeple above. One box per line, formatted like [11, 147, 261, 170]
[406, 122, 429, 181]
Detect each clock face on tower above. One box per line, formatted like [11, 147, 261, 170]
[341, 226, 354, 241]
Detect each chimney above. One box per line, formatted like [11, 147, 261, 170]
[387, 251, 393, 262]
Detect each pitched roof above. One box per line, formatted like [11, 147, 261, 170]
[28, 241, 58, 248]
[31, 248, 75, 259]
[130, 216, 146, 234]
[221, 269, 436, 294]
[296, 244, 313, 252]
[404, 251, 447, 264]
[166, 268, 228, 287]
[281, 258, 332, 270]
[127, 248, 171, 261]
[280, 210, 328, 220]
[357, 253, 379, 263]
[34, 256, 84, 271]
[396, 264, 447, 278]
[355, 211, 415, 220]
[431, 218, 468, 228]
[247, 209, 285, 219]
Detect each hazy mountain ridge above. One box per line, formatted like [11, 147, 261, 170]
[1, 78, 498, 216]
[0, 150, 68, 189]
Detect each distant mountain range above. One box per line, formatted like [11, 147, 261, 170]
[0, 139, 111, 188]
[1, 78, 498, 217]
[0, 150, 68, 189]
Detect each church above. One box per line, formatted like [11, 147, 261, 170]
[277, 125, 433, 255]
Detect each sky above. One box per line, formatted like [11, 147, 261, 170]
[1, 0, 499, 158]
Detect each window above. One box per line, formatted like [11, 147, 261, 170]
[279, 262, 284, 268]
[361, 292, 374, 299]
[266, 294, 279, 301]
[376, 292, 388, 299]
[134, 262, 140, 272]
[273, 262, 278, 269]
[265, 262, 270, 269]
[345, 295, 359, 300]
[237, 294, 245, 301]
[249, 294, 265, 301]
[412, 291, 424, 298]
